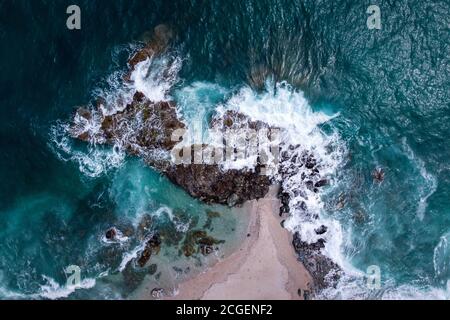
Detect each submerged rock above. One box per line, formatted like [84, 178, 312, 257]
[122, 262, 157, 292]
[105, 228, 117, 241]
[203, 210, 221, 230]
[72, 92, 185, 154]
[182, 230, 224, 257]
[137, 234, 162, 267]
[315, 179, 328, 188]
[372, 167, 385, 183]
[137, 214, 153, 240]
[127, 24, 175, 75]
[314, 225, 328, 235]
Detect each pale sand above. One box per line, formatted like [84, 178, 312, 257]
[167, 186, 313, 300]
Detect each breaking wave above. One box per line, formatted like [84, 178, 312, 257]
[218, 81, 348, 263]
[39, 276, 97, 300]
[50, 47, 182, 178]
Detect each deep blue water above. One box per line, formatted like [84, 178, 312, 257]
[0, 0, 449, 299]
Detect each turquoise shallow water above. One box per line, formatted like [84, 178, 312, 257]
[0, 0, 449, 299]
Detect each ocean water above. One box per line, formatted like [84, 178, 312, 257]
[0, 0, 449, 299]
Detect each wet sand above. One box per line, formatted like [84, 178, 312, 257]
[165, 186, 313, 300]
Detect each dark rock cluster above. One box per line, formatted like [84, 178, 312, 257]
[138, 233, 162, 267]
[182, 230, 225, 257]
[278, 147, 342, 292]
[125, 24, 175, 80]
[70, 25, 272, 206]
[72, 92, 185, 155]
[71, 24, 344, 295]
[165, 164, 270, 206]
[292, 233, 341, 291]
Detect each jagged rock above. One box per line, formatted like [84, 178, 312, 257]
[147, 233, 162, 254]
[293, 232, 341, 291]
[128, 24, 174, 72]
[105, 228, 117, 240]
[137, 249, 152, 268]
[305, 155, 317, 169]
[72, 95, 271, 207]
[227, 194, 239, 207]
[182, 230, 224, 257]
[372, 167, 385, 183]
[103, 96, 185, 153]
[71, 92, 186, 156]
[137, 234, 162, 267]
[315, 225, 328, 235]
[280, 205, 289, 215]
[200, 244, 215, 256]
[211, 110, 274, 132]
[278, 192, 290, 206]
[165, 165, 270, 205]
[315, 179, 328, 188]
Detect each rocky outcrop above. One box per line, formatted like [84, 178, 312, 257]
[210, 109, 274, 132]
[182, 230, 224, 257]
[278, 146, 342, 293]
[69, 24, 342, 294]
[165, 164, 270, 206]
[105, 228, 117, 241]
[72, 92, 185, 155]
[71, 90, 272, 205]
[292, 233, 341, 291]
[70, 28, 272, 206]
[126, 24, 175, 80]
[162, 108, 275, 203]
[138, 233, 162, 267]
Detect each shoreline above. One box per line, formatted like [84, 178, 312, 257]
[157, 186, 313, 300]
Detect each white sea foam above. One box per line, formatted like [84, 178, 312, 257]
[50, 48, 182, 178]
[401, 137, 438, 221]
[39, 275, 96, 300]
[50, 122, 126, 178]
[218, 81, 345, 244]
[130, 55, 182, 103]
[318, 270, 450, 300]
[118, 241, 147, 272]
[151, 206, 190, 232]
[0, 285, 28, 300]
[316, 137, 442, 299]
[433, 231, 450, 281]
[153, 206, 175, 221]
[213, 81, 394, 297]
[101, 228, 129, 244]
[48, 42, 444, 299]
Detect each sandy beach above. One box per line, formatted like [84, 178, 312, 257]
[164, 186, 313, 300]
